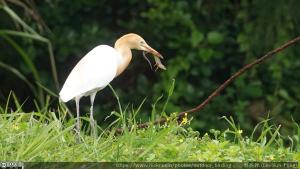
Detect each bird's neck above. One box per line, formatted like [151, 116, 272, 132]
[114, 42, 132, 77]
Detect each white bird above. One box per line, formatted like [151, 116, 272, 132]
[59, 33, 165, 135]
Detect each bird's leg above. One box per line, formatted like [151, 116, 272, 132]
[75, 96, 81, 141]
[90, 92, 97, 137]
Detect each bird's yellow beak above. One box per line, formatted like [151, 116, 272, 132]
[142, 44, 163, 59]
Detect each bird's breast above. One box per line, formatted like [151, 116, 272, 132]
[59, 45, 121, 102]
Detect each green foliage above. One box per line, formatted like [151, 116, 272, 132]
[0, 96, 298, 162]
[0, 2, 58, 107]
[1, 0, 300, 137]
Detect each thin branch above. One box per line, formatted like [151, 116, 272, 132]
[116, 35, 300, 134]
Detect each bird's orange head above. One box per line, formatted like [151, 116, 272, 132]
[115, 33, 163, 59]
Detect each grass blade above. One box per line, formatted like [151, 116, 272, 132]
[2, 5, 37, 34]
[0, 34, 44, 105]
[0, 61, 37, 97]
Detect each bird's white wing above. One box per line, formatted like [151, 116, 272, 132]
[59, 45, 121, 102]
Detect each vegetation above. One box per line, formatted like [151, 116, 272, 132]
[0, 94, 299, 162]
[1, 0, 300, 134]
[0, 0, 300, 163]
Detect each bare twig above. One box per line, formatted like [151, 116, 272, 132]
[116, 35, 300, 134]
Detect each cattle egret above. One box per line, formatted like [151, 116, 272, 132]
[59, 33, 165, 135]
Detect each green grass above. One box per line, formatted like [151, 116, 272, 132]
[0, 1, 299, 164]
[0, 85, 299, 162]
[0, 102, 299, 162]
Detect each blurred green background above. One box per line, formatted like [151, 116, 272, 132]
[1, 0, 300, 135]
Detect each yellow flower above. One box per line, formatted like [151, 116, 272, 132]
[238, 130, 243, 134]
[180, 112, 188, 125]
[180, 117, 188, 125]
[12, 124, 19, 130]
[268, 154, 275, 160]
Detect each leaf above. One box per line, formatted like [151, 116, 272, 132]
[36, 82, 58, 97]
[278, 89, 290, 100]
[168, 78, 176, 97]
[199, 48, 214, 62]
[191, 30, 204, 47]
[1, 4, 59, 90]
[0, 61, 37, 97]
[2, 6, 37, 34]
[162, 79, 175, 114]
[207, 31, 224, 45]
[244, 83, 263, 98]
[0, 30, 48, 42]
[0, 30, 59, 90]
[0, 35, 41, 83]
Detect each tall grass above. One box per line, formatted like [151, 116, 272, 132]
[0, 2, 59, 106]
[0, 91, 299, 162]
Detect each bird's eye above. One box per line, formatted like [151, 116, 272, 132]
[140, 41, 145, 45]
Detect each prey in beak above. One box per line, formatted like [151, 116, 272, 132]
[141, 44, 166, 71]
